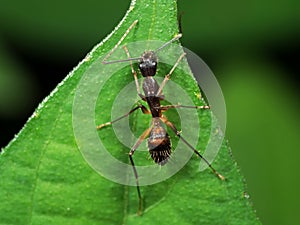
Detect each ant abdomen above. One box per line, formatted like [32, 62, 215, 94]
[148, 119, 172, 165]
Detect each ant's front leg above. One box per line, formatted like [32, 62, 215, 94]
[102, 20, 138, 64]
[123, 46, 146, 100]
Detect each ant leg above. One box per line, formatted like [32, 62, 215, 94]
[96, 104, 150, 130]
[158, 104, 210, 112]
[156, 52, 186, 96]
[123, 46, 146, 100]
[102, 20, 138, 64]
[160, 115, 225, 180]
[129, 127, 152, 215]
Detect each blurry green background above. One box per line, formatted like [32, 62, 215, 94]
[0, 0, 299, 224]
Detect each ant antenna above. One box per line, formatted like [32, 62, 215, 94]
[102, 56, 142, 65]
[103, 33, 182, 65]
[102, 19, 182, 65]
[155, 33, 182, 53]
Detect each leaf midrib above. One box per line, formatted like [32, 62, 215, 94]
[120, 1, 159, 220]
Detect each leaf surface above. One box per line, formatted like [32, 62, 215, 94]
[0, 0, 260, 224]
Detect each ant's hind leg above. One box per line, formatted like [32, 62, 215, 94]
[129, 127, 152, 215]
[160, 115, 225, 180]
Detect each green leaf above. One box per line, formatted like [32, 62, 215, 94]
[0, 0, 260, 224]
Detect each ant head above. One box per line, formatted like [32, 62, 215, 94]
[138, 51, 158, 77]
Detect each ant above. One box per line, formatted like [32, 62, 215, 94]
[97, 20, 224, 215]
